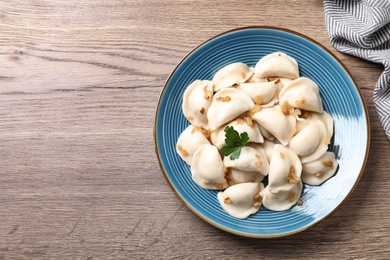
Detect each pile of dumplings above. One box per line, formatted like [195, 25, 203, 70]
[176, 52, 338, 219]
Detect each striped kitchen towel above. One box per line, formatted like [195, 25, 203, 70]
[324, 0, 390, 139]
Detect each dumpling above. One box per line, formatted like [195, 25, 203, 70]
[213, 62, 253, 91]
[207, 88, 254, 130]
[294, 109, 334, 145]
[176, 125, 210, 165]
[260, 144, 303, 211]
[260, 181, 303, 211]
[302, 151, 338, 185]
[191, 144, 228, 190]
[252, 105, 296, 146]
[182, 80, 213, 129]
[223, 145, 269, 176]
[217, 182, 264, 219]
[288, 120, 329, 163]
[210, 118, 263, 149]
[254, 52, 299, 79]
[227, 168, 265, 185]
[267, 144, 302, 187]
[302, 110, 334, 144]
[235, 79, 283, 107]
[279, 77, 324, 113]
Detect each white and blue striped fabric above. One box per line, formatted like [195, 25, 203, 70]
[324, 0, 390, 139]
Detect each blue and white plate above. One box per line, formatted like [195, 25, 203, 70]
[154, 27, 370, 238]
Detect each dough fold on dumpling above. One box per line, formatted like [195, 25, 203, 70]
[182, 80, 213, 129]
[254, 52, 299, 79]
[294, 109, 334, 142]
[207, 88, 254, 130]
[267, 144, 302, 187]
[226, 168, 265, 185]
[217, 182, 264, 219]
[261, 144, 303, 211]
[223, 146, 269, 176]
[258, 124, 275, 141]
[251, 105, 296, 146]
[245, 71, 266, 83]
[213, 62, 253, 91]
[235, 79, 283, 107]
[176, 125, 210, 165]
[289, 120, 328, 163]
[279, 77, 323, 113]
[261, 181, 303, 211]
[191, 144, 228, 190]
[302, 151, 338, 185]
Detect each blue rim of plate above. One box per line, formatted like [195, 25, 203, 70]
[154, 26, 370, 238]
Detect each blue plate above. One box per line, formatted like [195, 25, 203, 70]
[154, 27, 370, 238]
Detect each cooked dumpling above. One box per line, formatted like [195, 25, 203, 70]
[252, 105, 296, 146]
[207, 88, 254, 130]
[227, 168, 265, 185]
[223, 146, 269, 176]
[261, 180, 303, 211]
[302, 151, 338, 185]
[267, 144, 302, 187]
[210, 118, 263, 149]
[260, 144, 303, 211]
[288, 120, 328, 163]
[176, 125, 211, 165]
[235, 79, 283, 107]
[213, 62, 253, 91]
[182, 80, 213, 129]
[217, 182, 264, 219]
[279, 77, 324, 113]
[294, 109, 333, 140]
[302, 111, 334, 144]
[191, 144, 228, 190]
[254, 52, 299, 79]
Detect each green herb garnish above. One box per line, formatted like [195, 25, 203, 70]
[220, 126, 249, 160]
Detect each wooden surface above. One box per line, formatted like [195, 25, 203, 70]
[0, 0, 389, 259]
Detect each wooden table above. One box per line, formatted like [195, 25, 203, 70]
[0, 1, 389, 259]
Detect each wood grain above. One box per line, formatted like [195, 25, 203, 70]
[0, 0, 389, 259]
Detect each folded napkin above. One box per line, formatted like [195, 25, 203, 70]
[324, 0, 390, 139]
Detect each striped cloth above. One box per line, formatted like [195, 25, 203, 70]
[324, 0, 390, 139]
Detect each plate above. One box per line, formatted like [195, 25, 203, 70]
[154, 26, 370, 238]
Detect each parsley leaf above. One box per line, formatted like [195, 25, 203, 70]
[220, 126, 249, 160]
